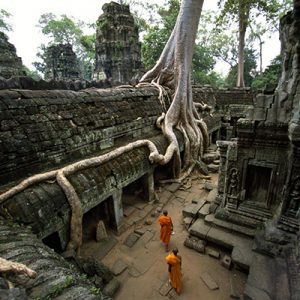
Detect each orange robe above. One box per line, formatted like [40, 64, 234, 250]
[166, 253, 182, 294]
[158, 215, 172, 245]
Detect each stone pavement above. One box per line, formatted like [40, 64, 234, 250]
[98, 171, 247, 300]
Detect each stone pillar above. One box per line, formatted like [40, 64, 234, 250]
[147, 169, 155, 203]
[112, 189, 124, 233]
[216, 140, 230, 206]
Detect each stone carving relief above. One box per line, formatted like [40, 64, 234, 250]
[286, 176, 300, 217]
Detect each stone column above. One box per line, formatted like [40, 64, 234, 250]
[147, 169, 156, 203]
[112, 189, 124, 233]
[216, 141, 230, 206]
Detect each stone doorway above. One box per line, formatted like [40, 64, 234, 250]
[42, 231, 63, 253]
[82, 198, 116, 242]
[245, 165, 272, 207]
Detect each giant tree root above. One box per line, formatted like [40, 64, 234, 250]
[0, 257, 37, 278]
[0, 139, 164, 254]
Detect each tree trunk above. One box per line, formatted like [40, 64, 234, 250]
[236, 0, 250, 87]
[139, 0, 208, 179]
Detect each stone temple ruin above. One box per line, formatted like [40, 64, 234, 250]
[0, 1, 299, 299]
[44, 2, 143, 84]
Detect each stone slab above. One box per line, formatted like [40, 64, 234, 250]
[204, 181, 216, 191]
[200, 272, 219, 290]
[134, 227, 148, 235]
[128, 266, 141, 277]
[165, 183, 181, 193]
[134, 202, 148, 210]
[123, 206, 136, 217]
[206, 188, 218, 202]
[134, 230, 154, 248]
[176, 190, 190, 200]
[207, 248, 220, 259]
[189, 218, 211, 240]
[198, 203, 211, 217]
[111, 258, 128, 276]
[103, 278, 120, 297]
[123, 233, 140, 248]
[230, 275, 240, 299]
[159, 280, 172, 296]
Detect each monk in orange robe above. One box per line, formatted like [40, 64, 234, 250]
[166, 248, 182, 294]
[158, 210, 173, 251]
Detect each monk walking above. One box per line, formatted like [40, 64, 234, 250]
[158, 210, 173, 251]
[166, 248, 182, 295]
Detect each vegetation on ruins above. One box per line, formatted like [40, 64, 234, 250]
[33, 13, 95, 80]
[0, 0, 293, 258]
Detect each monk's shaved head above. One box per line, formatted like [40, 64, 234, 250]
[163, 210, 168, 216]
[172, 248, 178, 255]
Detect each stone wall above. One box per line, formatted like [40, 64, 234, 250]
[0, 87, 161, 186]
[0, 32, 24, 79]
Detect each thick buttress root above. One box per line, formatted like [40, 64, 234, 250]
[0, 140, 163, 254]
[138, 0, 208, 180]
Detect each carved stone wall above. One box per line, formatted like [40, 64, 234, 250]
[94, 1, 143, 84]
[44, 44, 80, 80]
[0, 32, 24, 79]
[215, 0, 300, 233]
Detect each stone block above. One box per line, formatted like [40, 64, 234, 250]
[96, 220, 108, 242]
[207, 163, 219, 173]
[159, 280, 172, 296]
[183, 217, 192, 228]
[204, 181, 216, 191]
[111, 259, 128, 276]
[200, 272, 219, 290]
[207, 248, 220, 259]
[221, 255, 232, 270]
[182, 204, 197, 217]
[123, 206, 136, 217]
[198, 203, 211, 217]
[230, 275, 240, 299]
[165, 182, 181, 193]
[134, 227, 148, 235]
[123, 233, 140, 248]
[103, 278, 120, 297]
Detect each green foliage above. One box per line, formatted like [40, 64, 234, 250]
[90, 286, 101, 295]
[251, 55, 281, 89]
[43, 276, 74, 300]
[35, 14, 95, 80]
[142, 0, 224, 86]
[38, 13, 83, 45]
[22, 66, 42, 80]
[225, 48, 257, 87]
[0, 9, 12, 32]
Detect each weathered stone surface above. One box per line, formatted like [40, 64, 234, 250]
[111, 259, 128, 276]
[0, 32, 24, 79]
[44, 44, 80, 80]
[103, 278, 120, 298]
[184, 236, 206, 253]
[200, 272, 219, 290]
[96, 221, 108, 242]
[230, 275, 240, 299]
[95, 2, 143, 84]
[159, 280, 172, 296]
[221, 255, 232, 270]
[207, 248, 220, 259]
[165, 182, 181, 193]
[123, 233, 140, 248]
